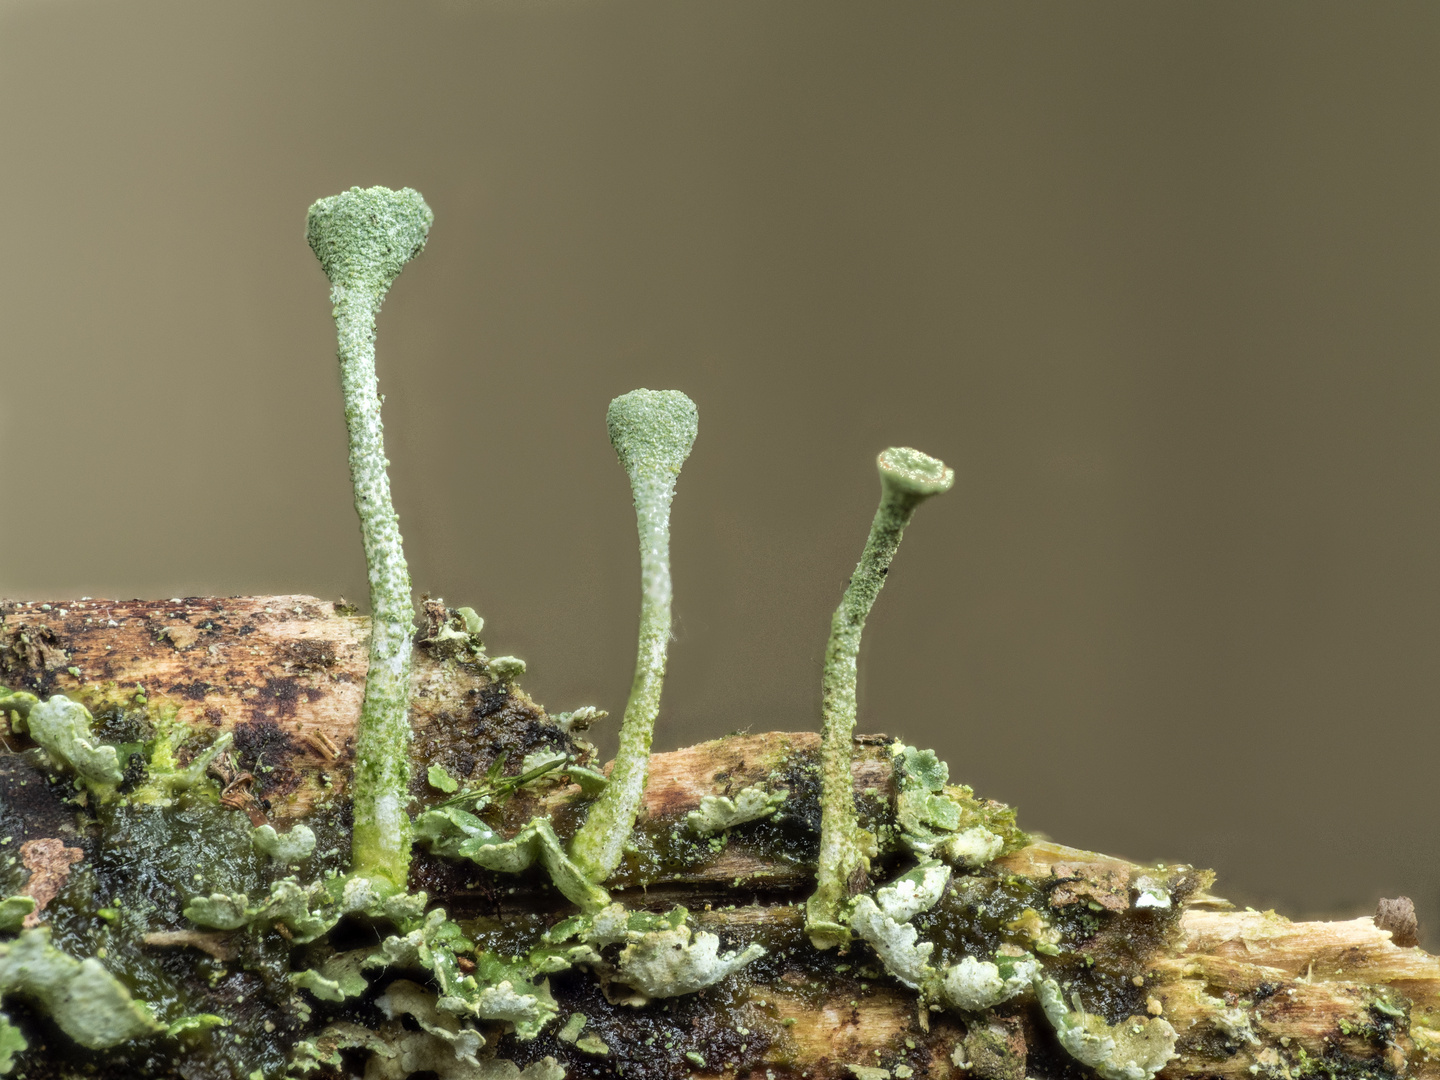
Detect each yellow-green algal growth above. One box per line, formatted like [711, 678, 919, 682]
[569, 389, 698, 884]
[307, 185, 433, 891]
[806, 447, 954, 947]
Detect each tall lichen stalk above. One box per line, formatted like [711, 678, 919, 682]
[569, 389, 699, 884]
[306, 186, 434, 891]
[806, 447, 954, 947]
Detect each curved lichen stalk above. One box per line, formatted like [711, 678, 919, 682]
[568, 389, 698, 884]
[307, 185, 434, 891]
[805, 447, 954, 947]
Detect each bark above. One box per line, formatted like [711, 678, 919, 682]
[0, 595, 1436, 1080]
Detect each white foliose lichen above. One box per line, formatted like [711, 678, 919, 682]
[0, 928, 163, 1049]
[1035, 976, 1178, 1080]
[20, 695, 123, 790]
[378, 980, 486, 1065]
[849, 894, 936, 988]
[875, 860, 952, 922]
[685, 785, 788, 838]
[848, 863, 952, 988]
[891, 745, 1006, 869]
[939, 955, 1040, 1012]
[615, 916, 766, 1000]
[850, 860, 1037, 1014]
[252, 823, 317, 863]
[292, 1020, 564, 1080]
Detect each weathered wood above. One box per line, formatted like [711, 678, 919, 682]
[1, 595, 1436, 1080]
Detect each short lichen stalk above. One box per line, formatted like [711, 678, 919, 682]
[568, 389, 698, 884]
[805, 447, 954, 947]
[307, 185, 434, 891]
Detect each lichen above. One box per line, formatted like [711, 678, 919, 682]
[128, 709, 233, 803]
[10, 692, 123, 793]
[612, 908, 766, 1001]
[0, 926, 163, 1049]
[252, 823, 317, 864]
[0, 181, 1368, 1080]
[939, 954, 1038, 1012]
[568, 389, 698, 885]
[891, 745, 1022, 867]
[0, 900, 32, 935]
[292, 1018, 564, 1080]
[307, 184, 433, 893]
[807, 448, 954, 948]
[415, 808, 608, 911]
[849, 860, 1038, 1014]
[0, 1015, 24, 1075]
[684, 784, 788, 838]
[1035, 975, 1178, 1080]
[379, 980, 486, 1064]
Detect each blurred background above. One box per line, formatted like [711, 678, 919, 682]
[1, 1, 1437, 942]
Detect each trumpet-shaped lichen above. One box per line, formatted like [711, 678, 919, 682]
[568, 389, 698, 884]
[807, 447, 954, 947]
[0, 184, 1262, 1080]
[307, 184, 433, 892]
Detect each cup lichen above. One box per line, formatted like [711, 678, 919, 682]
[568, 389, 698, 885]
[306, 185, 433, 892]
[806, 447, 954, 948]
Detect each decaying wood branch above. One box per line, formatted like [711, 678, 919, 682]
[0, 595, 1436, 1080]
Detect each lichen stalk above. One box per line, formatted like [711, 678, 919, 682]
[805, 447, 954, 947]
[569, 389, 698, 884]
[306, 185, 434, 891]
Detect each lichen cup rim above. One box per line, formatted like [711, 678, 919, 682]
[877, 446, 955, 500]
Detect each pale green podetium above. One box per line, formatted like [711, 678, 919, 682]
[806, 447, 955, 947]
[307, 185, 434, 891]
[569, 390, 698, 883]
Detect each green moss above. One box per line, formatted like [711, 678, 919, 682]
[0, 899, 33, 935]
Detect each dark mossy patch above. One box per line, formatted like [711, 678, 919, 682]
[168, 681, 214, 702]
[230, 718, 304, 800]
[280, 639, 338, 673]
[408, 847, 509, 919]
[502, 964, 775, 1080]
[22, 797, 301, 1080]
[0, 753, 77, 865]
[248, 676, 324, 721]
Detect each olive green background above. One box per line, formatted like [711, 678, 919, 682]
[1, 1, 1436, 941]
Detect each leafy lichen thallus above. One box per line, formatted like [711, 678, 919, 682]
[805, 446, 954, 948]
[305, 185, 433, 894]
